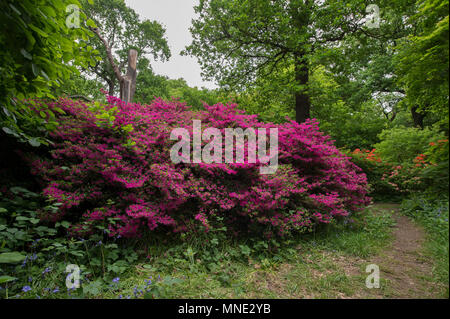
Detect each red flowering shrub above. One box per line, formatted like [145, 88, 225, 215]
[348, 148, 398, 200]
[349, 142, 448, 199]
[352, 148, 382, 163]
[25, 96, 370, 238]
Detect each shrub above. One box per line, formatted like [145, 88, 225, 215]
[374, 126, 444, 165]
[349, 141, 449, 200]
[347, 149, 400, 201]
[23, 96, 370, 239]
[420, 139, 449, 194]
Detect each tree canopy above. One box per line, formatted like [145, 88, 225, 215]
[81, 0, 171, 95]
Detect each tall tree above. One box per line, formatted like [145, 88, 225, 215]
[395, 0, 449, 130]
[184, 0, 377, 123]
[81, 0, 171, 96]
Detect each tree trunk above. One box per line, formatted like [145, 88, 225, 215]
[120, 49, 138, 104]
[108, 81, 115, 96]
[411, 105, 425, 129]
[90, 27, 138, 103]
[294, 56, 310, 123]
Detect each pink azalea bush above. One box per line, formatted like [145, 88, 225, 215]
[25, 95, 370, 238]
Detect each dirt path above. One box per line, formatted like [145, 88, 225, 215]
[228, 203, 446, 299]
[368, 205, 442, 298]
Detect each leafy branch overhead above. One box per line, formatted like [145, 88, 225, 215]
[0, 0, 95, 146]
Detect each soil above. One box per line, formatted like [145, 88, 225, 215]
[369, 211, 443, 298]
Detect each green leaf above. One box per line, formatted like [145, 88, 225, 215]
[31, 64, 40, 77]
[10, 186, 31, 194]
[24, 30, 36, 48]
[29, 24, 49, 37]
[0, 275, 17, 284]
[61, 221, 71, 228]
[86, 19, 97, 28]
[9, 4, 21, 15]
[2, 127, 15, 135]
[30, 218, 40, 225]
[28, 138, 41, 147]
[16, 216, 30, 221]
[41, 70, 50, 81]
[0, 252, 26, 264]
[41, 6, 56, 17]
[54, 107, 66, 114]
[20, 48, 33, 60]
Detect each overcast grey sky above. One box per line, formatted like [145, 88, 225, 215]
[125, 0, 217, 89]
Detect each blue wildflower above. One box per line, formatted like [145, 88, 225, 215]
[42, 267, 51, 275]
[22, 286, 31, 293]
[21, 256, 28, 268]
[113, 277, 120, 283]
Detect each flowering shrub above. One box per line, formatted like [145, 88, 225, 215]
[374, 126, 445, 165]
[350, 148, 423, 198]
[24, 96, 370, 238]
[352, 149, 382, 163]
[348, 148, 399, 200]
[350, 138, 449, 199]
[377, 139, 449, 195]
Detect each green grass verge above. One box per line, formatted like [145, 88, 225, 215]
[401, 196, 449, 298]
[95, 204, 396, 299]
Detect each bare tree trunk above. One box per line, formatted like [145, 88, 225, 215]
[91, 27, 138, 103]
[120, 49, 138, 103]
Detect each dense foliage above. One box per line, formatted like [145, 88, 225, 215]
[374, 126, 445, 164]
[348, 135, 449, 200]
[0, 0, 95, 146]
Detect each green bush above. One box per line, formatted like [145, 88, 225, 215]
[374, 126, 445, 165]
[347, 151, 401, 202]
[421, 139, 449, 194]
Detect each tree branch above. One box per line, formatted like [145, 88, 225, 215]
[90, 27, 123, 84]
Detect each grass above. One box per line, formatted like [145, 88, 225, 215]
[10, 202, 447, 299]
[400, 196, 449, 298]
[97, 204, 398, 299]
